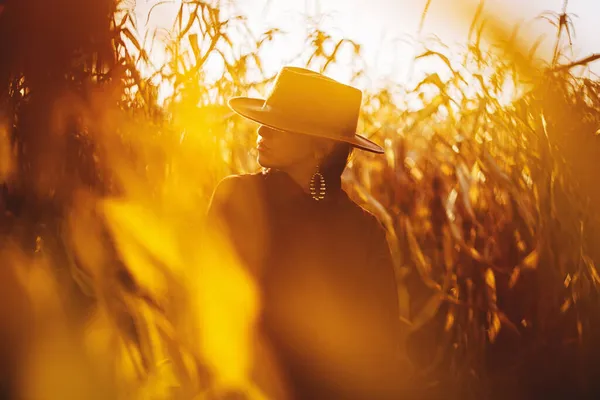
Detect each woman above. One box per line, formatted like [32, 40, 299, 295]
[207, 67, 404, 399]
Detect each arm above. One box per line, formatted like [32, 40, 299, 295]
[205, 175, 268, 277]
[358, 219, 406, 398]
[206, 175, 240, 234]
[322, 217, 406, 399]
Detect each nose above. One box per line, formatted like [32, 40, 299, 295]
[257, 125, 274, 138]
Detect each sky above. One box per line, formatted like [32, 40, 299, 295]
[134, 0, 600, 89]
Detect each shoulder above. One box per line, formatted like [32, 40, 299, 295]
[208, 172, 267, 222]
[340, 194, 388, 236]
[212, 172, 264, 192]
[210, 172, 265, 204]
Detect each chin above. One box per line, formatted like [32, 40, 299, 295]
[257, 153, 278, 169]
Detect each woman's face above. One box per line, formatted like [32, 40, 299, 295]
[256, 125, 332, 170]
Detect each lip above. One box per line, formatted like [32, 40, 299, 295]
[257, 141, 270, 152]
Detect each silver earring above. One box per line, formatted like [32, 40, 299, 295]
[309, 165, 326, 201]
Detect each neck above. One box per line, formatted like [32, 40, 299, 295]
[281, 164, 314, 194]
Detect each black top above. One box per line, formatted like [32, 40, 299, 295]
[207, 169, 404, 399]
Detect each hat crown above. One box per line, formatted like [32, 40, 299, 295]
[263, 67, 362, 138]
[226, 66, 384, 153]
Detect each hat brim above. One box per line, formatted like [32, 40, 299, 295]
[228, 97, 384, 154]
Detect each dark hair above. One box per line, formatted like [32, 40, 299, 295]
[320, 142, 353, 191]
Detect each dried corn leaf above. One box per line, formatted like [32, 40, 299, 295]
[415, 51, 464, 84]
[445, 309, 455, 331]
[407, 253, 454, 332]
[443, 225, 454, 270]
[560, 298, 572, 313]
[408, 291, 444, 333]
[485, 268, 497, 306]
[564, 273, 572, 288]
[397, 281, 411, 321]
[488, 311, 501, 343]
[456, 162, 476, 220]
[509, 266, 521, 288]
[498, 311, 521, 336]
[405, 219, 439, 290]
[582, 255, 600, 287]
[520, 247, 540, 270]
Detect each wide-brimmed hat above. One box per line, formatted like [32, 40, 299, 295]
[227, 66, 384, 154]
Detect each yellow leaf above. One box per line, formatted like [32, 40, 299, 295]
[488, 311, 501, 343]
[409, 292, 444, 332]
[405, 220, 439, 290]
[521, 247, 540, 270]
[0, 122, 15, 182]
[509, 267, 521, 289]
[582, 255, 600, 286]
[498, 312, 520, 336]
[485, 268, 496, 299]
[103, 200, 181, 297]
[560, 299, 571, 313]
[444, 310, 455, 331]
[397, 282, 411, 321]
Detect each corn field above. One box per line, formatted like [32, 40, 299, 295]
[1, 0, 599, 399]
